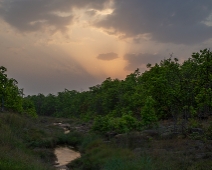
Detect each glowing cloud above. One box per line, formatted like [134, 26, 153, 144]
[97, 52, 118, 61]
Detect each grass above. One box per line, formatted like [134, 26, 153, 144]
[66, 128, 212, 170]
[1, 112, 212, 170]
[68, 136, 156, 170]
[0, 112, 60, 170]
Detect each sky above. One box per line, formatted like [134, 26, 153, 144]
[0, 0, 212, 95]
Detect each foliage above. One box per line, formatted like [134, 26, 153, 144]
[141, 96, 158, 127]
[25, 49, 212, 133]
[22, 98, 37, 117]
[92, 116, 111, 133]
[0, 113, 54, 170]
[92, 113, 140, 134]
[0, 66, 37, 117]
[0, 66, 22, 112]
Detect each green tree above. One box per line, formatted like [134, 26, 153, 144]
[141, 96, 158, 127]
[0, 66, 23, 112]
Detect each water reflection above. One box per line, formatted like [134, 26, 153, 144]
[54, 147, 81, 167]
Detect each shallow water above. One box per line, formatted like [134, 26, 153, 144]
[53, 122, 81, 168]
[54, 147, 81, 167]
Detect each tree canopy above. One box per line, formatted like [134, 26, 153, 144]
[25, 49, 212, 131]
[0, 66, 36, 117]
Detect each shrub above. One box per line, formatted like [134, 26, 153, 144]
[141, 96, 158, 127]
[92, 116, 111, 133]
[92, 114, 140, 134]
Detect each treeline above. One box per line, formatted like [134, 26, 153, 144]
[0, 66, 36, 117]
[24, 49, 212, 132]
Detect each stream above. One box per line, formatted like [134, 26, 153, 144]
[53, 122, 81, 170]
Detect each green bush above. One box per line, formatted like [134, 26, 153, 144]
[92, 116, 111, 133]
[141, 96, 158, 127]
[92, 114, 139, 134]
[57, 131, 83, 147]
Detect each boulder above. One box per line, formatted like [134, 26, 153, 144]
[160, 132, 177, 139]
[190, 128, 204, 135]
[55, 165, 70, 170]
[141, 130, 160, 138]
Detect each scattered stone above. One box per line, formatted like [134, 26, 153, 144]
[105, 131, 117, 139]
[194, 153, 206, 160]
[141, 130, 160, 138]
[115, 134, 125, 139]
[103, 140, 111, 144]
[194, 140, 204, 150]
[59, 123, 71, 129]
[190, 128, 204, 134]
[56, 165, 70, 170]
[160, 132, 174, 139]
[206, 144, 212, 151]
[53, 122, 62, 125]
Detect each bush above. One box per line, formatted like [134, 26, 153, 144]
[92, 113, 140, 134]
[92, 116, 111, 133]
[141, 96, 158, 127]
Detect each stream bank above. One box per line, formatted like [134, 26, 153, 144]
[44, 117, 212, 170]
[53, 122, 81, 170]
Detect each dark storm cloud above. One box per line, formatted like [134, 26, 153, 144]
[124, 53, 164, 71]
[0, 0, 109, 32]
[95, 0, 212, 44]
[97, 52, 118, 60]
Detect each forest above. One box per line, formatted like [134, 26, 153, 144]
[23, 48, 212, 133]
[2, 49, 212, 169]
[1, 49, 212, 133]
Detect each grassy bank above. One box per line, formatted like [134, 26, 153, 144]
[0, 113, 59, 170]
[0, 112, 71, 170]
[64, 121, 212, 170]
[1, 112, 212, 170]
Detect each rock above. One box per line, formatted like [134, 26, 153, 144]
[194, 153, 206, 160]
[56, 165, 70, 170]
[141, 130, 160, 138]
[103, 140, 111, 144]
[194, 140, 204, 150]
[206, 144, 212, 151]
[54, 122, 62, 124]
[59, 123, 71, 129]
[160, 132, 177, 139]
[105, 131, 117, 139]
[115, 134, 125, 138]
[190, 128, 204, 134]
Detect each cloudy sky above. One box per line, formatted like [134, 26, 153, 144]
[0, 0, 212, 95]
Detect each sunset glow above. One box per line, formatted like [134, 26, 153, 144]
[0, 0, 212, 95]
